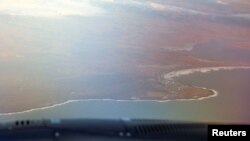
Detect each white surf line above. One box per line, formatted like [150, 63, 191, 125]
[163, 65, 250, 101]
[0, 85, 221, 116]
[0, 93, 220, 116]
[191, 86, 218, 100]
[1, 66, 250, 116]
[164, 66, 250, 80]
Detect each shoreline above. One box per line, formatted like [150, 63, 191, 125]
[1, 66, 250, 116]
[0, 88, 217, 115]
[164, 66, 250, 80]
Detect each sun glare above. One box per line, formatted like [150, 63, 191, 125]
[0, 0, 104, 17]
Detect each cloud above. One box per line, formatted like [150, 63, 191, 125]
[101, 0, 114, 3]
[0, 0, 210, 17]
[148, 2, 166, 11]
[216, 0, 228, 5]
[148, 2, 206, 15]
[0, 0, 104, 17]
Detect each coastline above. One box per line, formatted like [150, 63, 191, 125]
[1, 66, 250, 116]
[164, 66, 250, 80]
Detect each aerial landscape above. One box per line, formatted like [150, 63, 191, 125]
[0, 0, 250, 123]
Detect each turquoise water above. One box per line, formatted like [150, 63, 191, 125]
[1, 69, 250, 124]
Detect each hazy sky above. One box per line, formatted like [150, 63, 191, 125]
[0, 0, 105, 17]
[0, 0, 234, 17]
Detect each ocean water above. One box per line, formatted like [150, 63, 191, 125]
[1, 68, 250, 124]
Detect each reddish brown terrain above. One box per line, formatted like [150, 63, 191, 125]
[0, 0, 250, 112]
